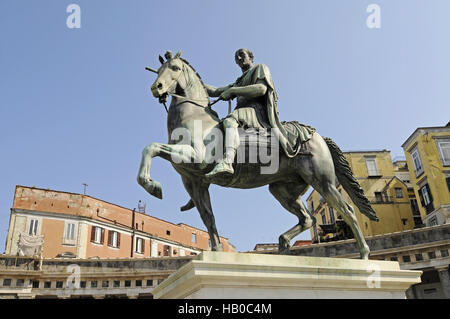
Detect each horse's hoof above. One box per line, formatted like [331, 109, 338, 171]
[278, 247, 291, 255]
[211, 243, 223, 252]
[142, 179, 163, 199]
[360, 247, 370, 260]
[278, 235, 291, 255]
[360, 252, 370, 260]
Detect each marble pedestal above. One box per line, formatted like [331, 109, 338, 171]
[152, 252, 422, 299]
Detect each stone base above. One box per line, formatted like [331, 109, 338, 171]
[152, 252, 422, 299]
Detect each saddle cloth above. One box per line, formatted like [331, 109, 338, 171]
[238, 121, 315, 154]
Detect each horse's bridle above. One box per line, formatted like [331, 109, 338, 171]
[154, 59, 224, 113]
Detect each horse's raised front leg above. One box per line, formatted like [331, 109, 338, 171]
[181, 176, 222, 251]
[137, 142, 199, 199]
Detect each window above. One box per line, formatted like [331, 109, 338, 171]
[192, 233, 197, 243]
[365, 157, 379, 176]
[135, 280, 142, 287]
[409, 198, 420, 214]
[321, 211, 326, 224]
[113, 280, 120, 288]
[441, 249, 449, 257]
[375, 192, 383, 203]
[80, 281, 86, 288]
[429, 216, 438, 226]
[65, 223, 76, 240]
[108, 231, 120, 248]
[402, 255, 411, 263]
[411, 148, 423, 176]
[102, 281, 109, 288]
[446, 172, 450, 192]
[163, 245, 170, 257]
[63, 222, 77, 245]
[390, 257, 398, 261]
[28, 219, 39, 236]
[2, 279, 11, 287]
[428, 251, 436, 259]
[166, 230, 171, 236]
[32, 281, 39, 288]
[419, 184, 434, 214]
[90, 226, 104, 244]
[421, 185, 432, 206]
[329, 207, 335, 224]
[395, 188, 403, 198]
[91, 281, 98, 288]
[436, 140, 450, 166]
[56, 281, 63, 289]
[44, 281, 51, 289]
[125, 280, 131, 287]
[16, 279, 25, 287]
[146, 280, 153, 287]
[415, 254, 423, 261]
[313, 226, 318, 242]
[135, 238, 144, 254]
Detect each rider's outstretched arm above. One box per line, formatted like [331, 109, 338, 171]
[205, 84, 233, 97]
[220, 80, 267, 100]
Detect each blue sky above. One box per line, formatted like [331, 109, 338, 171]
[0, 1, 449, 253]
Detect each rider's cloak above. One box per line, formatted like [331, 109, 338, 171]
[231, 63, 314, 157]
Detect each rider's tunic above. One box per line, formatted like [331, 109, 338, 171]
[226, 63, 311, 157]
[228, 64, 270, 130]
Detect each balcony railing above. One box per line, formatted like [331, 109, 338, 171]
[366, 196, 394, 204]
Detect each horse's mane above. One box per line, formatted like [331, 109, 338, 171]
[179, 57, 208, 96]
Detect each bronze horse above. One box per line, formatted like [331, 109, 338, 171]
[138, 51, 378, 259]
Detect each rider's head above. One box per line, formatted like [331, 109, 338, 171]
[235, 48, 254, 71]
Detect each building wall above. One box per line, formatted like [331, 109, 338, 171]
[6, 186, 235, 259]
[402, 125, 450, 226]
[293, 224, 450, 299]
[0, 255, 194, 299]
[307, 150, 419, 242]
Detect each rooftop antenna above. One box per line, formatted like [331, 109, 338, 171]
[138, 200, 146, 214]
[82, 183, 88, 195]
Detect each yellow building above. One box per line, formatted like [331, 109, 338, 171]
[401, 122, 450, 226]
[307, 150, 421, 243]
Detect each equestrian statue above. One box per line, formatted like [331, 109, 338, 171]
[138, 49, 379, 259]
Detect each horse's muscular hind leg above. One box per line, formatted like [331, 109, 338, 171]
[269, 182, 315, 255]
[318, 184, 370, 260]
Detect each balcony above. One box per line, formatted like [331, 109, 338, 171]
[368, 194, 394, 204]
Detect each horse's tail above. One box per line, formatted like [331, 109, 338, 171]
[324, 137, 379, 222]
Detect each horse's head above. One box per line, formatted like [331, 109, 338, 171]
[150, 50, 185, 103]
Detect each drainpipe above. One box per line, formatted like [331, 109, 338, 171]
[131, 209, 135, 258]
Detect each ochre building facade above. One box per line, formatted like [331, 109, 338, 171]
[307, 150, 420, 242]
[402, 123, 450, 227]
